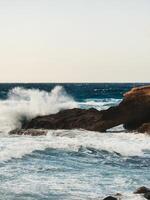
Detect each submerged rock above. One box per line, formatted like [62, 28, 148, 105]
[23, 85, 150, 133]
[9, 129, 47, 136]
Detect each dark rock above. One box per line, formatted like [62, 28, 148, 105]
[24, 108, 109, 132]
[23, 85, 150, 133]
[144, 192, 150, 199]
[137, 123, 150, 135]
[103, 196, 117, 200]
[9, 129, 47, 136]
[114, 193, 122, 198]
[134, 186, 150, 194]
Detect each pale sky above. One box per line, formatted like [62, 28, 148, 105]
[0, 0, 150, 82]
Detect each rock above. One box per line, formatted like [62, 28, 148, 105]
[103, 196, 117, 200]
[124, 86, 150, 97]
[137, 123, 150, 135]
[115, 193, 122, 196]
[9, 129, 47, 136]
[24, 108, 110, 132]
[144, 192, 150, 199]
[23, 85, 150, 133]
[122, 86, 150, 130]
[134, 186, 150, 194]
[114, 193, 122, 198]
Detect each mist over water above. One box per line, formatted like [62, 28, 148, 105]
[0, 83, 149, 200]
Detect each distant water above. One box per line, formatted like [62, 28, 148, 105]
[0, 83, 149, 200]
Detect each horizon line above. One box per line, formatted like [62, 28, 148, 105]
[0, 82, 150, 84]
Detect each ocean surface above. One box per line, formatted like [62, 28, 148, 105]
[0, 83, 150, 200]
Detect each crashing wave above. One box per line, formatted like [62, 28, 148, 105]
[0, 86, 78, 133]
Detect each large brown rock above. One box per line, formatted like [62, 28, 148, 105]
[23, 85, 150, 133]
[121, 86, 150, 130]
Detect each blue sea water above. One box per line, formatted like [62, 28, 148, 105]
[0, 83, 149, 200]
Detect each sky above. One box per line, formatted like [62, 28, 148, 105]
[0, 0, 150, 82]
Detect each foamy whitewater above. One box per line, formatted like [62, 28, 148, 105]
[0, 83, 149, 200]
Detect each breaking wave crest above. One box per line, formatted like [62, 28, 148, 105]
[0, 86, 78, 133]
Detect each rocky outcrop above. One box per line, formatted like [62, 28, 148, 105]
[21, 85, 150, 133]
[134, 186, 150, 194]
[134, 186, 150, 200]
[9, 129, 47, 136]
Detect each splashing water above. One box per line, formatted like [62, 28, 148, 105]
[0, 86, 78, 133]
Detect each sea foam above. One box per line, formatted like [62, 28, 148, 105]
[0, 130, 150, 162]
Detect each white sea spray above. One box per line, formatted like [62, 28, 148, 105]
[0, 86, 78, 133]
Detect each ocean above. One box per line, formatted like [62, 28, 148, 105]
[0, 83, 149, 200]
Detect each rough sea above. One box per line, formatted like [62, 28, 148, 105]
[0, 83, 150, 200]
